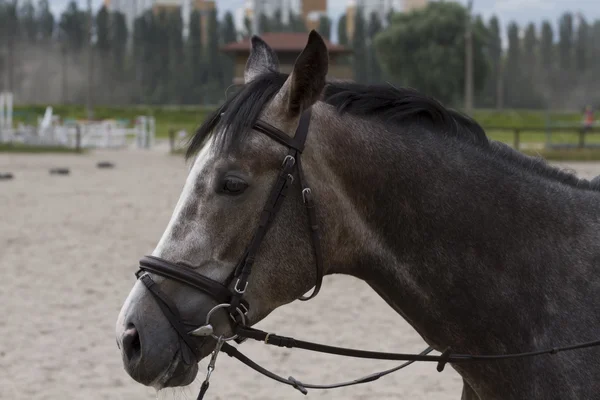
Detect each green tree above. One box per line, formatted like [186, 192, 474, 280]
[95, 6, 110, 52]
[206, 8, 222, 103]
[482, 16, 502, 108]
[271, 9, 284, 32]
[259, 13, 271, 33]
[337, 14, 348, 46]
[36, 0, 54, 39]
[110, 11, 128, 76]
[592, 20, 600, 70]
[374, 1, 489, 105]
[59, 1, 88, 52]
[167, 10, 185, 103]
[289, 11, 306, 32]
[244, 16, 251, 37]
[503, 22, 522, 107]
[186, 10, 204, 104]
[558, 12, 573, 71]
[575, 17, 589, 72]
[367, 12, 383, 83]
[318, 15, 332, 40]
[352, 6, 368, 83]
[1, 1, 19, 91]
[540, 20, 554, 69]
[19, 0, 37, 42]
[221, 11, 237, 96]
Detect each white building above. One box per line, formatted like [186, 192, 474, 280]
[105, 0, 155, 34]
[234, 0, 302, 36]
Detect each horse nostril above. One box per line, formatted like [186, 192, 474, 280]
[122, 324, 141, 362]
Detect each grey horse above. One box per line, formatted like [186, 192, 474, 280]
[116, 30, 600, 399]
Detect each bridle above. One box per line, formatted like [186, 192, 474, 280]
[134, 108, 600, 399]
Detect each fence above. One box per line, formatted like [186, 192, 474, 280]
[484, 125, 600, 151]
[0, 96, 156, 150]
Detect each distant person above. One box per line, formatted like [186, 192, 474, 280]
[583, 105, 594, 132]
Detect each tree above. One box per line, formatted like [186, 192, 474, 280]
[167, 10, 185, 103]
[575, 17, 589, 72]
[95, 6, 110, 53]
[36, 0, 54, 40]
[59, 1, 88, 52]
[592, 20, 600, 71]
[483, 16, 502, 109]
[521, 22, 544, 108]
[540, 21, 554, 69]
[244, 16, 251, 38]
[503, 22, 522, 107]
[19, 0, 37, 43]
[288, 11, 306, 32]
[110, 11, 128, 77]
[522, 23, 537, 72]
[558, 12, 573, 72]
[205, 8, 222, 104]
[352, 6, 368, 83]
[374, 1, 489, 105]
[186, 10, 204, 104]
[0, 1, 20, 91]
[317, 15, 332, 40]
[337, 14, 348, 46]
[221, 11, 237, 96]
[367, 12, 383, 83]
[271, 9, 284, 33]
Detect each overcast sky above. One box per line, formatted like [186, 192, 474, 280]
[48, 0, 600, 44]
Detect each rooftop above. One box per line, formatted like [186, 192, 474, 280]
[221, 32, 352, 54]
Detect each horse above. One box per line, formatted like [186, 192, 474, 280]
[116, 30, 600, 399]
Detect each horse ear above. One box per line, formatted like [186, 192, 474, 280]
[279, 30, 329, 116]
[244, 36, 280, 84]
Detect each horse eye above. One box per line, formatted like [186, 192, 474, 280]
[222, 176, 248, 195]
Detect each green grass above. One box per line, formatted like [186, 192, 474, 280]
[11, 105, 600, 160]
[520, 148, 600, 161]
[12, 104, 212, 139]
[0, 143, 85, 154]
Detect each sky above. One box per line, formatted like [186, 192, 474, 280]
[48, 0, 600, 45]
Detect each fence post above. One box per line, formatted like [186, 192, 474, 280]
[514, 129, 520, 150]
[76, 124, 81, 152]
[169, 128, 175, 153]
[578, 127, 586, 149]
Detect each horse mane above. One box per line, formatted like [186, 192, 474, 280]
[186, 71, 600, 192]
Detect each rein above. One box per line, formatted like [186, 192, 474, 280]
[135, 107, 600, 399]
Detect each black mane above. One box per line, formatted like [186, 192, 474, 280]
[186, 71, 599, 192]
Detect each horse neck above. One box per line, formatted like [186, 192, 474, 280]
[308, 106, 600, 356]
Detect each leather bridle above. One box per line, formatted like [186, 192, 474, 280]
[134, 108, 600, 399]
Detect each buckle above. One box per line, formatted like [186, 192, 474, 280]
[302, 188, 312, 204]
[234, 279, 248, 294]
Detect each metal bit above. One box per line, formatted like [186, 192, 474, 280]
[189, 324, 214, 337]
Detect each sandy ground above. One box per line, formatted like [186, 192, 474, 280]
[1, 144, 599, 400]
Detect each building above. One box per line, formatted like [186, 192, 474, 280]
[345, 0, 428, 39]
[233, 0, 327, 36]
[302, 0, 327, 31]
[151, 0, 215, 42]
[403, 0, 429, 13]
[105, 0, 215, 41]
[221, 32, 353, 85]
[104, 0, 155, 34]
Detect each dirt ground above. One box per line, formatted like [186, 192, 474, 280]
[1, 145, 599, 400]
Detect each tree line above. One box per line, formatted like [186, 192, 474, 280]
[0, 0, 598, 110]
[369, 2, 600, 110]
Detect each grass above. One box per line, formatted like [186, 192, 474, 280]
[12, 104, 212, 139]
[0, 143, 85, 154]
[10, 105, 600, 160]
[520, 148, 600, 162]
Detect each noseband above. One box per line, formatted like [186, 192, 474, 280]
[133, 108, 600, 399]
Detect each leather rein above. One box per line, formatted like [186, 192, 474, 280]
[135, 108, 600, 399]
